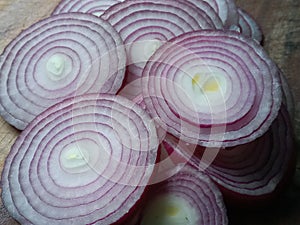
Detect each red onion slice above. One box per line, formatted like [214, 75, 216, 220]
[237, 8, 263, 43]
[52, 0, 125, 17]
[0, 13, 126, 130]
[203, 0, 239, 28]
[206, 105, 296, 202]
[139, 165, 228, 225]
[1, 94, 159, 225]
[101, 0, 223, 81]
[142, 30, 282, 147]
[163, 105, 296, 203]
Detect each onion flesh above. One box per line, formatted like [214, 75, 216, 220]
[0, 13, 126, 130]
[140, 165, 228, 225]
[237, 7, 263, 43]
[142, 30, 282, 147]
[1, 94, 158, 225]
[52, 0, 125, 17]
[101, 0, 223, 81]
[163, 105, 296, 202]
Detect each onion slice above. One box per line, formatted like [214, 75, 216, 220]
[52, 0, 125, 17]
[101, 0, 223, 81]
[206, 105, 296, 202]
[139, 165, 228, 225]
[203, 0, 239, 28]
[142, 30, 282, 147]
[164, 105, 296, 203]
[0, 13, 126, 130]
[237, 8, 263, 43]
[1, 94, 159, 225]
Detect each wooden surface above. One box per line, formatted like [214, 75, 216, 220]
[0, 0, 299, 224]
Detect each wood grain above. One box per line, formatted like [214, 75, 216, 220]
[0, 0, 299, 224]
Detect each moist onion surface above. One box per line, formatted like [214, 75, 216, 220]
[237, 8, 263, 43]
[163, 105, 296, 200]
[52, 0, 125, 17]
[206, 105, 296, 198]
[1, 94, 158, 225]
[101, 0, 223, 80]
[140, 165, 228, 225]
[142, 30, 282, 147]
[0, 13, 126, 130]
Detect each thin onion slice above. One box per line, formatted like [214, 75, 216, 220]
[1, 94, 159, 225]
[237, 8, 263, 43]
[139, 165, 228, 225]
[142, 30, 282, 147]
[203, 0, 239, 28]
[0, 13, 126, 130]
[164, 105, 296, 203]
[207, 105, 296, 202]
[101, 0, 223, 81]
[52, 0, 125, 17]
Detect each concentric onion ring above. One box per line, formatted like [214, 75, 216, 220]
[142, 30, 282, 147]
[101, 0, 223, 81]
[0, 13, 126, 130]
[203, 0, 239, 28]
[237, 8, 263, 43]
[1, 94, 158, 225]
[52, 0, 125, 17]
[163, 105, 296, 202]
[140, 165, 228, 225]
[206, 105, 296, 201]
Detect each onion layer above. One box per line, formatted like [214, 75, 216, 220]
[0, 13, 126, 130]
[52, 0, 125, 17]
[203, 0, 239, 28]
[237, 8, 263, 43]
[101, 0, 223, 81]
[206, 105, 296, 201]
[163, 105, 296, 202]
[140, 165, 228, 225]
[1, 94, 158, 225]
[142, 30, 282, 147]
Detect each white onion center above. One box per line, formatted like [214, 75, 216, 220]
[177, 66, 228, 112]
[46, 53, 72, 81]
[60, 139, 107, 174]
[141, 194, 198, 225]
[129, 39, 163, 65]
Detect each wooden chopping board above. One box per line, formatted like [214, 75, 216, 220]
[0, 0, 299, 224]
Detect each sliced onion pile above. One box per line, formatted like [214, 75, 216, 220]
[0, 13, 126, 130]
[142, 30, 282, 147]
[1, 94, 158, 225]
[101, 0, 223, 82]
[52, 0, 125, 17]
[139, 165, 228, 225]
[163, 105, 296, 203]
[0, 0, 297, 224]
[206, 106, 296, 202]
[203, 0, 239, 28]
[237, 8, 263, 43]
